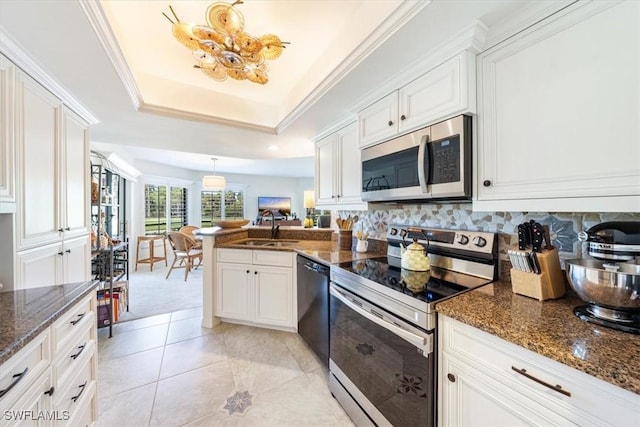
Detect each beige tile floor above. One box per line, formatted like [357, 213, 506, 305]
[97, 308, 353, 427]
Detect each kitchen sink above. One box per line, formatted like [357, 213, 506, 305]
[234, 239, 299, 247]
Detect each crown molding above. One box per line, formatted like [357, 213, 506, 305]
[275, 0, 432, 135]
[311, 115, 358, 144]
[79, 0, 143, 111]
[140, 103, 277, 134]
[346, 19, 488, 114]
[0, 26, 99, 124]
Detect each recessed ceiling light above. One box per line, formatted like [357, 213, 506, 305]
[267, 145, 278, 151]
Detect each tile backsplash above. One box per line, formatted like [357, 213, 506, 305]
[337, 204, 640, 264]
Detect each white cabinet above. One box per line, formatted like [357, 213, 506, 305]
[0, 54, 16, 213]
[15, 68, 89, 251]
[314, 122, 366, 209]
[475, 1, 640, 212]
[15, 235, 90, 290]
[0, 293, 97, 426]
[438, 315, 640, 427]
[215, 248, 295, 330]
[358, 51, 475, 149]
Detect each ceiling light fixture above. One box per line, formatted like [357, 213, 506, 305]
[163, 1, 289, 85]
[202, 157, 226, 190]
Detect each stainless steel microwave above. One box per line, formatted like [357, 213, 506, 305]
[361, 114, 472, 203]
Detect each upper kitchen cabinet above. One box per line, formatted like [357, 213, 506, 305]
[475, 1, 640, 212]
[0, 54, 15, 213]
[15, 68, 89, 250]
[315, 122, 366, 209]
[358, 51, 476, 149]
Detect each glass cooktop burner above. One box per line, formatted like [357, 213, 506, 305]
[337, 257, 491, 305]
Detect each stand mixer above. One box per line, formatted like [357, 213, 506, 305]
[565, 221, 640, 333]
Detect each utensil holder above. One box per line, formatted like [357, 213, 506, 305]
[338, 229, 353, 251]
[511, 247, 565, 301]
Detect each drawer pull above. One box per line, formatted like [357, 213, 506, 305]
[0, 367, 29, 399]
[70, 343, 87, 360]
[511, 366, 571, 397]
[70, 313, 86, 326]
[44, 386, 55, 397]
[71, 381, 87, 403]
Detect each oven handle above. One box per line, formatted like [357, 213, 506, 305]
[330, 286, 432, 355]
[418, 134, 429, 193]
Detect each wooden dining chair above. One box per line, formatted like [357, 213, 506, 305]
[166, 232, 203, 281]
[179, 225, 202, 249]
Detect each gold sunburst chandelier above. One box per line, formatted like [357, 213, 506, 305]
[163, 1, 289, 85]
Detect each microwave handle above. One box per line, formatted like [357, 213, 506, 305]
[418, 134, 430, 192]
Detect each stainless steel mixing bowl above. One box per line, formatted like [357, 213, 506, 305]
[565, 259, 640, 310]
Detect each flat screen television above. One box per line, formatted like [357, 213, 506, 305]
[258, 196, 291, 218]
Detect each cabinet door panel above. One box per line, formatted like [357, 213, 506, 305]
[399, 52, 472, 134]
[357, 92, 398, 148]
[337, 122, 362, 204]
[62, 235, 90, 284]
[476, 1, 640, 209]
[254, 265, 292, 327]
[15, 243, 63, 290]
[215, 263, 251, 320]
[314, 134, 337, 206]
[16, 71, 61, 249]
[63, 108, 89, 237]
[0, 54, 15, 210]
[440, 353, 572, 427]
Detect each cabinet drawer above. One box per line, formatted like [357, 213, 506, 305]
[0, 367, 53, 426]
[253, 250, 293, 267]
[54, 351, 96, 418]
[440, 316, 640, 426]
[217, 248, 252, 264]
[52, 329, 95, 391]
[50, 293, 93, 357]
[63, 380, 96, 427]
[0, 329, 49, 406]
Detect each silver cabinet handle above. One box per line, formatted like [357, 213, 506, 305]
[511, 366, 571, 397]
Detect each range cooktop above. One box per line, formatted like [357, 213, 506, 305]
[336, 256, 492, 306]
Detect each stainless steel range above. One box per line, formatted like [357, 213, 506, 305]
[329, 225, 498, 427]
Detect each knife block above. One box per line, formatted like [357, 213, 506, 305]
[510, 247, 566, 301]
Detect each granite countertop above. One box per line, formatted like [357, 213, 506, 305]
[435, 280, 640, 395]
[0, 281, 97, 364]
[217, 238, 386, 265]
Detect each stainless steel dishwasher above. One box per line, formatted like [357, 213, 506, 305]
[297, 255, 330, 366]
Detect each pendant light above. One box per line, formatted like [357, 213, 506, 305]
[202, 157, 226, 190]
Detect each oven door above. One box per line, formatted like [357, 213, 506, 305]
[329, 283, 434, 427]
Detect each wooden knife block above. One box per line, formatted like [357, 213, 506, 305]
[510, 247, 566, 301]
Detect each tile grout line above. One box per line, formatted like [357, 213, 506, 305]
[147, 312, 172, 427]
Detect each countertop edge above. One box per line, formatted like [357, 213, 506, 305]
[435, 281, 640, 396]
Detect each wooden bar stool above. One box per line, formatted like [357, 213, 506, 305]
[135, 235, 168, 271]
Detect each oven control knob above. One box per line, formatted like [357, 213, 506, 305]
[472, 236, 487, 247]
[390, 228, 398, 236]
[457, 234, 469, 245]
[400, 229, 408, 238]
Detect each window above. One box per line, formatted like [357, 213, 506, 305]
[144, 184, 188, 234]
[201, 189, 245, 227]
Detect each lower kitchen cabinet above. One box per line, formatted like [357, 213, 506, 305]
[438, 315, 640, 427]
[215, 248, 295, 330]
[0, 292, 97, 426]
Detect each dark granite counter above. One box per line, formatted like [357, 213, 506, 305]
[435, 280, 640, 395]
[0, 281, 97, 364]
